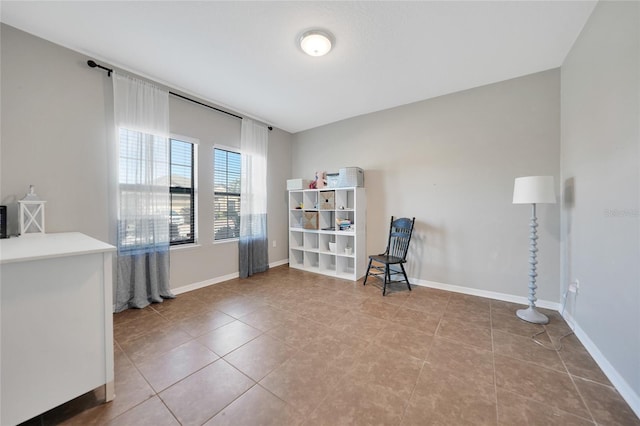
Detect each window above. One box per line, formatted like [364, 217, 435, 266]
[118, 128, 170, 251]
[214, 148, 241, 241]
[170, 138, 196, 245]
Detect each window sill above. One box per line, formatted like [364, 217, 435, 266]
[214, 238, 239, 245]
[170, 243, 201, 252]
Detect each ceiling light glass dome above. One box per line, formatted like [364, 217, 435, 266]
[300, 30, 333, 57]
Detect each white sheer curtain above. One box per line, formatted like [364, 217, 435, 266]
[113, 73, 173, 312]
[239, 119, 269, 278]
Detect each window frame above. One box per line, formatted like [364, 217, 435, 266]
[169, 135, 198, 247]
[213, 145, 241, 243]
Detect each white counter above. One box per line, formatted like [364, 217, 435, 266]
[0, 232, 115, 264]
[0, 232, 116, 425]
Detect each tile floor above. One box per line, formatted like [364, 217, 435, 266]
[22, 266, 639, 425]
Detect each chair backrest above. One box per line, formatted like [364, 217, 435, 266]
[385, 216, 415, 261]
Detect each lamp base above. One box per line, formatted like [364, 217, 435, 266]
[516, 307, 549, 324]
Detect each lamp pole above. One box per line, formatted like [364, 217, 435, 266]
[516, 202, 549, 324]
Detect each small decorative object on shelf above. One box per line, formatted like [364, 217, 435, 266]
[336, 218, 352, 231]
[309, 171, 327, 189]
[18, 185, 46, 236]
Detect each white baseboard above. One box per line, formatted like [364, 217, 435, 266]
[172, 272, 239, 295]
[270, 258, 289, 268]
[410, 277, 561, 311]
[172, 258, 290, 295]
[562, 311, 640, 418]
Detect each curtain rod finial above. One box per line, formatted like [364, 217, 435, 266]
[87, 59, 113, 77]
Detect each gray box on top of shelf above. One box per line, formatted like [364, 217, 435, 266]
[326, 173, 339, 188]
[288, 188, 366, 281]
[338, 167, 364, 188]
[287, 179, 312, 190]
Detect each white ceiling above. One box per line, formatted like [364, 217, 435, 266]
[1, 1, 596, 133]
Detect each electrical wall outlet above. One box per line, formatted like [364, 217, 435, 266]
[569, 279, 579, 293]
[272, 240, 276, 248]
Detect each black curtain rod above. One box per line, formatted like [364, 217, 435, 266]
[168, 91, 243, 121]
[87, 60, 272, 131]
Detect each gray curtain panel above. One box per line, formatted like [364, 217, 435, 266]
[239, 213, 269, 278]
[115, 249, 173, 312]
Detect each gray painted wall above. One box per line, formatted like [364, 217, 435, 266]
[292, 70, 561, 303]
[561, 0, 640, 399]
[0, 24, 292, 290]
[1, 23, 111, 241]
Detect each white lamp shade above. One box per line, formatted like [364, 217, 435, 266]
[513, 176, 556, 204]
[300, 30, 333, 56]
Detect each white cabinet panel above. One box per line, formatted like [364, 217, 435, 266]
[1, 233, 115, 426]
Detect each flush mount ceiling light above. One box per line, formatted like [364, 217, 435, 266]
[299, 30, 334, 57]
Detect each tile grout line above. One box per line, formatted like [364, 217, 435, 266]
[111, 339, 182, 425]
[490, 303, 501, 425]
[116, 320, 264, 424]
[254, 382, 305, 423]
[299, 339, 376, 425]
[560, 351, 598, 424]
[397, 358, 429, 425]
[492, 305, 599, 424]
[160, 351, 267, 424]
[198, 378, 261, 425]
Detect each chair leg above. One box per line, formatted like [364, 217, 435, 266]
[400, 263, 411, 291]
[383, 264, 389, 296]
[363, 259, 373, 286]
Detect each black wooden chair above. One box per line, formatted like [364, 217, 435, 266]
[363, 216, 415, 295]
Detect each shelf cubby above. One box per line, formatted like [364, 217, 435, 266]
[290, 250, 304, 269]
[303, 191, 318, 210]
[304, 251, 320, 271]
[289, 191, 304, 210]
[336, 256, 356, 279]
[289, 210, 304, 229]
[304, 232, 319, 251]
[290, 230, 304, 249]
[319, 253, 336, 274]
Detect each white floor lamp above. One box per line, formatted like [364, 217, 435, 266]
[513, 176, 556, 324]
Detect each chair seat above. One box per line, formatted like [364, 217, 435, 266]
[369, 254, 405, 265]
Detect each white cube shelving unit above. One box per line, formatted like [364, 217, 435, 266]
[288, 187, 366, 280]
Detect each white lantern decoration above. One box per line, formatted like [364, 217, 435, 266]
[18, 185, 46, 236]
